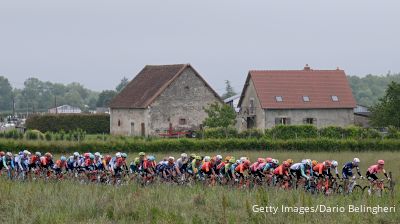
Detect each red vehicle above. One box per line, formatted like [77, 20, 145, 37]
[158, 126, 196, 138]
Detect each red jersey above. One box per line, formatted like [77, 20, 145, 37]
[273, 165, 289, 176]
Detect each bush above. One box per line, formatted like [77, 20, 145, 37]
[267, 125, 318, 140]
[0, 138, 399, 153]
[386, 126, 400, 139]
[237, 129, 264, 138]
[25, 114, 110, 134]
[319, 126, 345, 139]
[199, 127, 238, 138]
[25, 130, 45, 140]
[3, 129, 23, 139]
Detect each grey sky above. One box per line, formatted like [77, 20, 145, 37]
[1, 1, 399, 94]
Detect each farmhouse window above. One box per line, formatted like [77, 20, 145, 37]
[331, 95, 339, 101]
[275, 117, 290, 125]
[179, 118, 187, 125]
[303, 118, 316, 125]
[249, 98, 255, 114]
[303, 96, 310, 102]
[275, 96, 283, 102]
[118, 120, 121, 127]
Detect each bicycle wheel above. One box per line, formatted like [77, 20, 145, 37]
[336, 185, 345, 194]
[352, 185, 364, 194]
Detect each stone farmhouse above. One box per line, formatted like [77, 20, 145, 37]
[109, 64, 221, 136]
[237, 65, 357, 131]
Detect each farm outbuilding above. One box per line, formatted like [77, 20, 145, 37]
[109, 64, 221, 136]
[237, 65, 357, 131]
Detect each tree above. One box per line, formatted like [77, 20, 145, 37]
[0, 76, 13, 111]
[116, 77, 129, 92]
[221, 80, 237, 100]
[370, 81, 400, 128]
[96, 90, 117, 107]
[203, 102, 236, 137]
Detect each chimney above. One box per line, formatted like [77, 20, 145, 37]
[304, 64, 311, 70]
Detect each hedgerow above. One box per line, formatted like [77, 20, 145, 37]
[25, 114, 109, 134]
[0, 138, 399, 153]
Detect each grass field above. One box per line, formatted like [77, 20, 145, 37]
[1, 151, 399, 224]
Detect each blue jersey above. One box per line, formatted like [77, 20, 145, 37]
[342, 162, 360, 178]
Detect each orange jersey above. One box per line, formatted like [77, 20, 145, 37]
[143, 160, 156, 169]
[235, 163, 249, 174]
[54, 160, 67, 169]
[40, 156, 51, 166]
[30, 155, 40, 164]
[273, 165, 289, 176]
[201, 162, 212, 172]
[312, 163, 328, 175]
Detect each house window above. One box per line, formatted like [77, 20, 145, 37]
[275, 96, 283, 102]
[118, 120, 121, 127]
[275, 117, 290, 125]
[331, 95, 339, 101]
[249, 98, 255, 114]
[304, 118, 316, 125]
[303, 96, 310, 102]
[179, 118, 187, 125]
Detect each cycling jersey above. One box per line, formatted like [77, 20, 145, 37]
[367, 165, 385, 175]
[312, 163, 328, 176]
[342, 162, 361, 179]
[273, 165, 289, 176]
[290, 163, 310, 179]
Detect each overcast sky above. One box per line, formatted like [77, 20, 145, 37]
[1, 1, 399, 94]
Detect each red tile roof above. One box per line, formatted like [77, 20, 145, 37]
[239, 66, 356, 109]
[110, 64, 221, 108]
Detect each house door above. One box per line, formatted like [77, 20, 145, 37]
[141, 123, 145, 137]
[247, 117, 255, 129]
[130, 122, 135, 136]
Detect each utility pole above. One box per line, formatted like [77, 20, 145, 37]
[54, 96, 58, 114]
[12, 98, 15, 118]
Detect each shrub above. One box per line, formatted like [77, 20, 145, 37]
[1, 138, 399, 153]
[199, 127, 238, 139]
[267, 125, 318, 140]
[386, 126, 400, 139]
[25, 114, 110, 134]
[3, 129, 23, 139]
[237, 129, 264, 138]
[25, 130, 45, 140]
[319, 126, 345, 139]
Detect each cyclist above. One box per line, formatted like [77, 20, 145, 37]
[28, 152, 41, 171]
[313, 160, 331, 178]
[366, 160, 390, 182]
[162, 157, 181, 180]
[263, 159, 279, 174]
[40, 152, 54, 170]
[290, 159, 312, 181]
[53, 156, 68, 175]
[234, 159, 251, 183]
[67, 152, 81, 172]
[2, 152, 14, 178]
[342, 158, 363, 180]
[273, 161, 290, 182]
[176, 153, 189, 173]
[327, 160, 340, 179]
[250, 158, 265, 178]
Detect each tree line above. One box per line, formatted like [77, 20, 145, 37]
[0, 76, 129, 114]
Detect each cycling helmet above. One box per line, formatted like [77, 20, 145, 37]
[257, 158, 265, 163]
[331, 160, 338, 167]
[73, 152, 80, 157]
[353, 158, 360, 164]
[60, 156, 67, 161]
[139, 152, 146, 156]
[69, 156, 74, 160]
[195, 156, 202, 160]
[190, 153, 196, 158]
[23, 150, 31, 155]
[116, 152, 122, 158]
[168, 156, 175, 161]
[216, 155, 223, 161]
[323, 160, 332, 167]
[271, 159, 279, 165]
[244, 160, 251, 166]
[240, 157, 247, 162]
[225, 156, 232, 162]
[236, 160, 241, 164]
[181, 153, 188, 158]
[35, 152, 41, 157]
[0, 151, 4, 157]
[121, 153, 127, 158]
[89, 154, 95, 159]
[265, 157, 273, 163]
[19, 152, 24, 156]
[45, 152, 52, 158]
[312, 160, 318, 167]
[6, 152, 12, 157]
[105, 155, 112, 162]
[148, 156, 156, 161]
[286, 159, 293, 165]
[204, 156, 211, 162]
[305, 159, 312, 167]
[377, 160, 385, 165]
[282, 161, 289, 167]
[94, 152, 101, 157]
[84, 153, 90, 158]
[229, 158, 236, 163]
